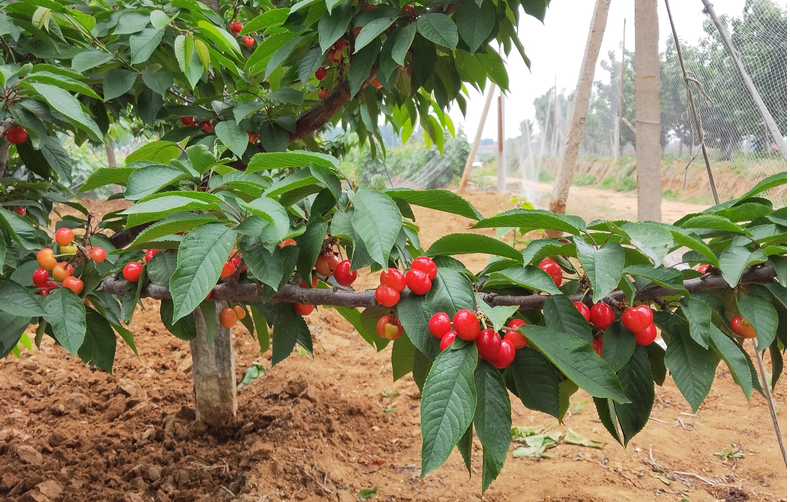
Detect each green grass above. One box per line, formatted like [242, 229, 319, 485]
[614, 177, 637, 192]
[538, 170, 555, 183]
[662, 189, 679, 200]
[600, 175, 617, 189]
[572, 173, 597, 186]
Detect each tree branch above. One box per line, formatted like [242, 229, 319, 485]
[289, 80, 353, 144]
[95, 264, 778, 310]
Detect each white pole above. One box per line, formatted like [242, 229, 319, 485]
[458, 85, 497, 192]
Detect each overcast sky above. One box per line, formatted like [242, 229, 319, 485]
[448, 0, 788, 141]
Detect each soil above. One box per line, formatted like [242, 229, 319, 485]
[0, 189, 786, 502]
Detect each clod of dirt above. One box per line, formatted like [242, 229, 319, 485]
[35, 479, 63, 500]
[147, 465, 162, 482]
[16, 445, 43, 465]
[724, 487, 750, 501]
[175, 406, 196, 421]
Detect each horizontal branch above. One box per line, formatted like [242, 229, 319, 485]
[95, 264, 777, 311]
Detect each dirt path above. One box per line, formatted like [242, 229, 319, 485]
[0, 194, 785, 502]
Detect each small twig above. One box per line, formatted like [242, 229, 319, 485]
[300, 467, 332, 494]
[220, 485, 235, 497]
[673, 471, 719, 485]
[751, 337, 787, 466]
[648, 417, 670, 424]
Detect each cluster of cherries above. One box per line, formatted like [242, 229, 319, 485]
[292, 243, 358, 316]
[179, 116, 214, 134]
[316, 39, 348, 100]
[34, 228, 106, 296]
[228, 21, 255, 47]
[374, 257, 438, 308]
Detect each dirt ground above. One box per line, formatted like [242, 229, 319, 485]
[0, 189, 786, 502]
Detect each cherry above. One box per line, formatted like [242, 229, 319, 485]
[6, 126, 28, 144]
[730, 316, 757, 338]
[403, 4, 415, 16]
[221, 260, 235, 278]
[13, 206, 25, 216]
[634, 323, 657, 346]
[405, 268, 431, 295]
[333, 39, 347, 51]
[52, 262, 73, 282]
[573, 301, 591, 322]
[380, 268, 406, 292]
[375, 285, 399, 307]
[376, 315, 403, 340]
[60, 244, 77, 255]
[538, 258, 562, 287]
[248, 132, 259, 143]
[62, 276, 84, 295]
[353, 27, 361, 37]
[220, 307, 237, 328]
[476, 328, 502, 363]
[90, 247, 107, 263]
[144, 249, 158, 263]
[440, 331, 456, 351]
[453, 309, 480, 341]
[123, 262, 143, 282]
[328, 49, 343, 63]
[315, 67, 327, 81]
[242, 36, 255, 47]
[491, 339, 516, 369]
[503, 319, 528, 349]
[198, 121, 213, 133]
[294, 303, 314, 316]
[428, 312, 451, 339]
[698, 264, 710, 274]
[180, 116, 195, 126]
[592, 336, 603, 356]
[590, 302, 615, 331]
[233, 305, 246, 320]
[279, 238, 297, 248]
[333, 260, 357, 286]
[371, 77, 383, 89]
[33, 269, 50, 288]
[315, 253, 340, 277]
[621, 305, 653, 333]
[37, 248, 57, 271]
[411, 256, 437, 280]
[318, 88, 330, 100]
[55, 228, 74, 247]
[301, 276, 319, 288]
[229, 21, 243, 35]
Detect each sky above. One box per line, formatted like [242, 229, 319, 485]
[447, 0, 788, 141]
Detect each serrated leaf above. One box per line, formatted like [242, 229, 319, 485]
[215, 121, 249, 158]
[601, 322, 636, 372]
[416, 13, 458, 48]
[455, 0, 495, 53]
[476, 295, 517, 332]
[543, 295, 592, 343]
[521, 240, 576, 266]
[130, 28, 164, 64]
[126, 141, 182, 164]
[272, 303, 311, 365]
[25, 81, 101, 138]
[247, 151, 338, 172]
[679, 297, 711, 348]
[620, 222, 673, 266]
[490, 265, 562, 294]
[474, 362, 511, 492]
[737, 295, 778, 351]
[71, 51, 114, 73]
[391, 334, 416, 381]
[318, 3, 353, 52]
[664, 327, 718, 413]
[78, 310, 117, 373]
[349, 39, 379, 96]
[508, 347, 563, 419]
[624, 264, 684, 291]
[240, 197, 290, 243]
[718, 244, 768, 287]
[43, 288, 86, 355]
[575, 239, 624, 303]
[390, 24, 416, 65]
[295, 221, 328, 283]
[355, 13, 398, 52]
[121, 192, 222, 226]
[427, 233, 522, 261]
[349, 186, 402, 269]
[0, 279, 46, 317]
[129, 213, 217, 249]
[197, 20, 241, 57]
[473, 209, 585, 234]
[384, 188, 481, 220]
[613, 346, 654, 446]
[708, 326, 752, 401]
[124, 165, 190, 200]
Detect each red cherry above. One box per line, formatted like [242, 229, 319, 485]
[380, 268, 406, 292]
[428, 312, 451, 339]
[242, 36, 255, 47]
[476, 328, 502, 363]
[294, 303, 314, 316]
[698, 264, 710, 274]
[590, 302, 615, 331]
[371, 77, 383, 89]
[333, 39, 347, 51]
[411, 256, 437, 280]
[503, 319, 528, 349]
[730, 316, 757, 338]
[33, 268, 50, 288]
[405, 268, 431, 295]
[62, 276, 84, 295]
[220, 307, 237, 327]
[144, 249, 158, 263]
[573, 301, 591, 322]
[440, 331, 456, 351]
[403, 4, 415, 16]
[198, 121, 213, 133]
[538, 258, 562, 287]
[90, 247, 107, 263]
[318, 88, 330, 100]
[301, 276, 319, 289]
[279, 238, 297, 248]
[248, 132, 259, 143]
[592, 337, 603, 356]
[229, 21, 243, 35]
[453, 309, 480, 341]
[621, 305, 653, 333]
[6, 126, 28, 144]
[634, 323, 657, 346]
[376, 315, 403, 340]
[333, 260, 357, 286]
[221, 260, 235, 278]
[55, 227, 74, 247]
[180, 116, 195, 126]
[123, 262, 143, 282]
[13, 206, 25, 216]
[375, 285, 400, 307]
[491, 339, 516, 369]
[315, 67, 327, 81]
[315, 253, 340, 277]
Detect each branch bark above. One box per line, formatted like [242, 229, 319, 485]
[96, 264, 777, 311]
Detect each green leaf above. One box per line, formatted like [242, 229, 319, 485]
[521, 240, 576, 266]
[390, 24, 416, 65]
[668, 228, 719, 267]
[197, 20, 242, 57]
[623, 264, 684, 291]
[575, 240, 625, 304]
[769, 255, 786, 287]
[71, 51, 114, 73]
[78, 310, 117, 373]
[457, 423, 473, 476]
[679, 297, 711, 348]
[0, 312, 30, 359]
[25, 71, 102, 100]
[391, 334, 416, 381]
[141, 69, 174, 95]
[247, 151, 338, 172]
[355, 12, 399, 52]
[126, 141, 182, 164]
[708, 326, 752, 401]
[426, 233, 521, 261]
[295, 221, 328, 284]
[680, 214, 748, 236]
[297, 47, 324, 85]
[474, 362, 511, 492]
[737, 295, 778, 351]
[543, 295, 592, 343]
[613, 346, 654, 446]
[508, 347, 562, 419]
[244, 32, 297, 75]
[240, 197, 290, 243]
[737, 171, 787, 202]
[121, 192, 222, 226]
[147, 251, 178, 288]
[272, 303, 311, 365]
[664, 327, 718, 413]
[384, 188, 481, 220]
[718, 244, 768, 287]
[169, 224, 237, 322]
[43, 288, 87, 355]
[251, 305, 270, 352]
[318, 3, 353, 52]
[349, 39, 380, 96]
[476, 295, 517, 333]
[215, 121, 249, 158]
[264, 35, 304, 79]
[420, 342, 477, 478]
[24, 81, 101, 138]
[594, 397, 622, 445]
[455, 0, 495, 53]
[0, 279, 46, 317]
[128, 213, 217, 249]
[239, 236, 299, 291]
[150, 10, 172, 29]
[0, 207, 39, 250]
[601, 322, 636, 372]
[416, 13, 458, 48]
[646, 342, 667, 385]
[240, 8, 289, 34]
[521, 325, 628, 403]
[124, 165, 190, 200]
[80, 167, 136, 192]
[478, 48, 509, 90]
[349, 186, 402, 269]
[130, 28, 165, 64]
[473, 209, 585, 234]
[620, 222, 673, 265]
[489, 266, 562, 294]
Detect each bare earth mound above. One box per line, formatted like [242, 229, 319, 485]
[0, 190, 786, 502]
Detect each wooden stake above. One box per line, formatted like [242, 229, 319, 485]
[458, 85, 496, 192]
[751, 338, 787, 466]
[497, 92, 506, 193]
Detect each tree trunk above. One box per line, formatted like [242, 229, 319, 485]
[548, 0, 611, 218]
[189, 303, 237, 426]
[635, 0, 662, 222]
